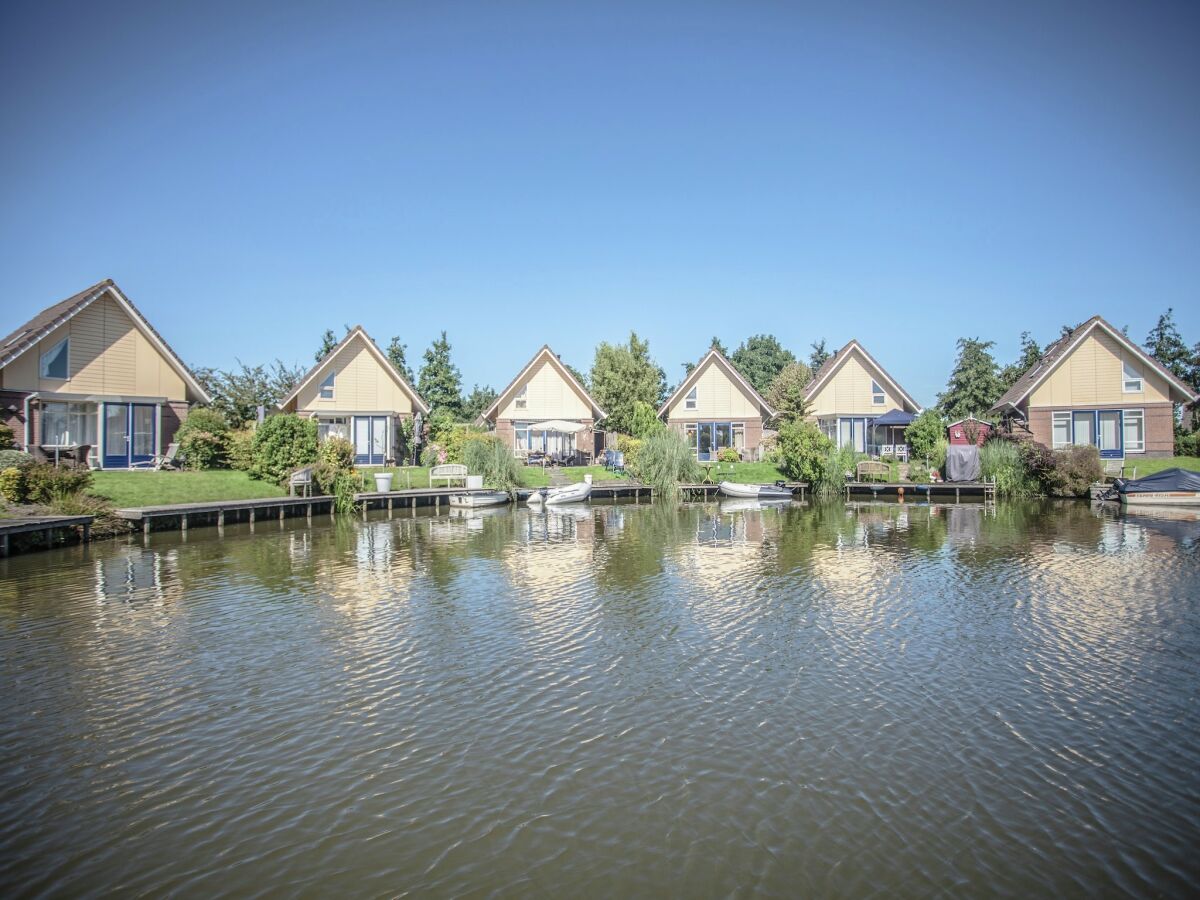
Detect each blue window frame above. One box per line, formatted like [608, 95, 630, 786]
[1053, 409, 1124, 458]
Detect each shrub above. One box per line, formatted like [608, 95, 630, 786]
[760, 432, 781, 463]
[1178, 429, 1200, 457]
[463, 435, 523, 492]
[0, 424, 13, 449]
[250, 414, 318, 485]
[629, 401, 666, 439]
[438, 424, 488, 463]
[980, 439, 1038, 498]
[777, 420, 833, 484]
[21, 463, 92, 504]
[0, 466, 25, 503]
[1046, 445, 1104, 497]
[616, 435, 644, 474]
[49, 490, 128, 539]
[906, 410, 945, 463]
[226, 429, 256, 471]
[175, 407, 231, 470]
[630, 430, 699, 497]
[717, 447, 740, 463]
[822, 444, 862, 494]
[0, 449, 33, 470]
[318, 435, 355, 470]
[420, 442, 448, 467]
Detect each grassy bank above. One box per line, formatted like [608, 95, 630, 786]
[1124, 456, 1200, 477]
[90, 470, 286, 508]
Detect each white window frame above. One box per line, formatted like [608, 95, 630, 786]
[515, 385, 527, 410]
[871, 380, 885, 405]
[1122, 359, 1143, 393]
[1051, 411, 1072, 448]
[319, 371, 335, 400]
[40, 337, 69, 379]
[317, 416, 349, 442]
[1123, 408, 1145, 453]
[685, 387, 698, 410]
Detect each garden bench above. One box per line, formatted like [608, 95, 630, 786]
[1103, 460, 1136, 482]
[289, 465, 314, 497]
[856, 460, 890, 483]
[430, 463, 468, 487]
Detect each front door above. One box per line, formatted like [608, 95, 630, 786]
[353, 416, 388, 465]
[102, 403, 156, 468]
[695, 422, 733, 461]
[1097, 410, 1124, 459]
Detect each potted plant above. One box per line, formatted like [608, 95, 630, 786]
[374, 470, 394, 492]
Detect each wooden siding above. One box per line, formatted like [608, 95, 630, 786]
[666, 358, 760, 420]
[807, 350, 905, 417]
[495, 358, 590, 421]
[291, 334, 415, 414]
[1, 296, 187, 399]
[1027, 330, 1171, 409]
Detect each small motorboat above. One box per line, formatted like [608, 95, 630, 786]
[528, 475, 592, 506]
[718, 481, 793, 501]
[448, 491, 510, 508]
[1109, 468, 1200, 508]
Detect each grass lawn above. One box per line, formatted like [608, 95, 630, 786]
[90, 470, 286, 508]
[1123, 456, 1200, 477]
[718, 462, 789, 483]
[362, 464, 626, 490]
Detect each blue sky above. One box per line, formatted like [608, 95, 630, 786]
[3, 1, 1197, 405]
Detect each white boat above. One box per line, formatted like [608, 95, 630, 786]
[528, 475, 592, 506]
[718, 480, 793, 501]
[1114, 468, 1200, 508]
[448, 491, 510, 508]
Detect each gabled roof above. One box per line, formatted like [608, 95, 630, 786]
[279, 325, 430, 413]
[989, 315, 1199, 414]
[480, 345, 606, 422]
[0, 278, 211, 403]
[658, 348, 777, 418]
[803, 340, 921, 412]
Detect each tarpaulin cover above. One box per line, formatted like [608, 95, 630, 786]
[946, 444, 981, 482]
[1117, 467, 1200, 494]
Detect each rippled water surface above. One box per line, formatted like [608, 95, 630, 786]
[2, 500, 1199, 896]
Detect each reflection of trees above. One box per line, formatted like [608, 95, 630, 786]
[592, 501, 696, 590]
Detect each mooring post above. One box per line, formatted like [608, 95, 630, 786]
[82, 522, 91, 544]
[218, 509, 225, 531]
[306, 503, 312, 523]
[143, 519, 150, 538]
[181, 513, 188, 533]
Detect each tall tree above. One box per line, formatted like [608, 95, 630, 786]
[764, 361, 813, 424]
[385, 337, 415, 383]
[461, 384, 498, 422]
[682, 336, 729, 376]
[589, 331, 667, 434]
[730, 334, 796, 393]
[808, 339, 831, 372]
[315, 328, 339, 362]
[1146, 309, 1193, 381]
[417, 331, 464, 418]
[193, 359, 306, 428]
[562, 359, 590, 390]
[937, 338, 1003, 421]
[999, 331, 1043, 393]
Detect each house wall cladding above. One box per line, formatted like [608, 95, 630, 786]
[495, 359, 591, 421]
[293, 336, 415, 414]
[665, 360, 760, 420]
[807, 352, 903, 417]
[1028, 331, 1170, 408]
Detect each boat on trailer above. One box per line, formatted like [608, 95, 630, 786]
[527, 475, 592, 506]
[1109, 468, 1200, 508]
[718, 481, 794, 501]
[448, 491, 511, 508]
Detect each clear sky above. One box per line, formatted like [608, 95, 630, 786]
[3, 0, 1197, 405]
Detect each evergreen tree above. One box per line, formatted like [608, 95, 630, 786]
[315, 328, 339, 362]
[589, 331, 667, 434]
[730, 334, 796, 394]
[563, 360, 590, 390]
[385, 337, 415, 383]
[999, 331, 1042, 393]
[1146, 309, 1193, 381]
[764, 361, 813, 424]
[937, 338, 1003, 421]
[461, 384, 498, 422]
[417, 331, 464, 418]
[683, 337, 729, 376]
[808, 339, 831, 372]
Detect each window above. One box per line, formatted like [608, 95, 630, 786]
[685, 387, 698, 410]
[40, 337, 68, 379]
[819, 418, 837, 442]
[1122, 360, 1143, 393]
[685, 423, 698, 452]
[42, 401, 96, 447]
[1052, 412, 1071, 448]
[319, 371, 335, 400]
[1123, 409, 1145, 453]
[732, 423, 745, 450]
[514, 421, 533, 450]
[317, 416, 349, 441]
[871, 380, 885, 405]
[515, 386, 527, 410]
[1072, 411, 1095, 446]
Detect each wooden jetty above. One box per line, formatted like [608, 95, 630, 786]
[0, 515, 94, 556]
[844, 480, 996, 503]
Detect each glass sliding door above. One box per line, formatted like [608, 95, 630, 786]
[838, 418, 867, 453]
[353, 416, 388, 465]
[131, 405, 156, 465]
[697, 423, 714, 461]
[101, 403, 156, 468]
[103, 404, 129, 468]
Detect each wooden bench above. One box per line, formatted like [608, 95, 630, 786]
[1103, 460, 1136, 482]
[856, 460, 890, 483]
[430, 463, 468, 487]
[289, 465, 314, 497]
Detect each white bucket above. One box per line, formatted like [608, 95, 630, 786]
[374, 472, 394, 492]
[466, 475, 484, 489]
[584, 474, 593, 485]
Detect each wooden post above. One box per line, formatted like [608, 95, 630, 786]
[306, 503, 312, 523]
[181, 513, 188, 533]
[218, 509, 225, 532]
[1, 533, 8, 557]
[143, 519, 151, 538]
[82, 522, 91, 544]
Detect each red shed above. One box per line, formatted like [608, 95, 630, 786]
[947, 416, 992, 446]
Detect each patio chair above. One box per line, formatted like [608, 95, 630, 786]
[612, 451, 625, 474]
[289, 465, 314, 497]
[131, 443, 181, 471]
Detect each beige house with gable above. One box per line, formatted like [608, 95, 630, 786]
[990, 316, 1197, 459]
[660, 348, 776, 460]
[803, 340, 922, 455]
[279, 325, 429, 465]
[480, 346, 606, 460]
[0, 279, 210, 468]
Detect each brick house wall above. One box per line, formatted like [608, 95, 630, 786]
[493, 418, 594, 457]
[1026, 402, 1175, 458]
[0, 390, 30, 448]
[667, 415, 765, 459]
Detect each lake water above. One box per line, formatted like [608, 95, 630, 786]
[1, 500, 1198, 896]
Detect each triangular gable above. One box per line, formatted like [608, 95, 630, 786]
[803, 340, 921, 412]
[279, 326, 430, 413]
[0, 279, 212, 403]
[990, 316, 1198, 413]
[481, 345, 605, 422]
[658, 348, 777, 418]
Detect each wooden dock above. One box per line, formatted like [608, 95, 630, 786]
[0, 515, 94, 555]
[116, 495, 338, 535]
[844, 480, 996, 503]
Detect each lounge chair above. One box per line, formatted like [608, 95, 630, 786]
[131, 442, 181, 471]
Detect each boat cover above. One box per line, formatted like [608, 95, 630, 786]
[1116, 467, 1200, 494]
[945, 444, 981, 482]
